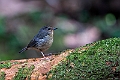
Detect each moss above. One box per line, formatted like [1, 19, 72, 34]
[0, 61, 12, 69]
[13, 65, 35, 80]
[0, 72, 5, 80]
[48, 38, 120, 80]
[13, 61, 19, 65]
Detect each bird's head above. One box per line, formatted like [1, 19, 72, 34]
[40, 26, 57, 35]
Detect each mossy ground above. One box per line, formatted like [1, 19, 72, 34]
[0, 72, 5, 80]
[0, 59, 35, 80]
[48, 38, 120, 80]
[13, 65, 35, 80]
[0, 61, 12, 69]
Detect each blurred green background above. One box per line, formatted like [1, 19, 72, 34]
[0, 0, 120, 60]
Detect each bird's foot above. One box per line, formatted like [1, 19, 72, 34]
[45, 53, 52, 57]
[40, 56, 50, 61]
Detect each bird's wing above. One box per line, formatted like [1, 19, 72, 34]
[36, 30, 48, 39]
[27, 39, 38, 48]
[27, 37, 45, 48]
[27, 30, 48, 48]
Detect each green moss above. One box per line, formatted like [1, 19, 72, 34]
[0, 72, 5, 80]
[48, 38, 120, 80]
[0, 61, 12, 69]
[13, 65, 35, 80]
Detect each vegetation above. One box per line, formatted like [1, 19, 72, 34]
[13, 65, 35, 80]
[0, 72, 5, 80]
[48, 38, 120, 79]
[0, 61, 12, 69]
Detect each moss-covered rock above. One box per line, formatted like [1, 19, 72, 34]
[13, 65, 35, 80]
[0, 72, 5, 80]
[48, 38, 120, 80]
[0, 61, 12, 69]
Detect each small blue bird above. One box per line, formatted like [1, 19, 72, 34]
[19, 26, 57, 57]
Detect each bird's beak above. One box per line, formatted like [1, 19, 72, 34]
[53, 27, 58, 30]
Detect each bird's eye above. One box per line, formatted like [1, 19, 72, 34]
[48, 28, 51, 30]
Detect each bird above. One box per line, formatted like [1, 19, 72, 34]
[19, 26, 57, 57]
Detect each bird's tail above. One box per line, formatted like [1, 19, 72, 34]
[19, 47, 28, 53]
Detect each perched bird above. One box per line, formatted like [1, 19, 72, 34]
[19, 26, 57, 57]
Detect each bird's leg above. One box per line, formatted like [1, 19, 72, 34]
[41, 52, 51, 61]
[41, 52, 45, 57]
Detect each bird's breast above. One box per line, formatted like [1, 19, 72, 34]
[36, 35, 53, 51]
[41, 35, 53, 45]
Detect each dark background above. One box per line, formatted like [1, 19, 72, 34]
[0, 0, 120, 60]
